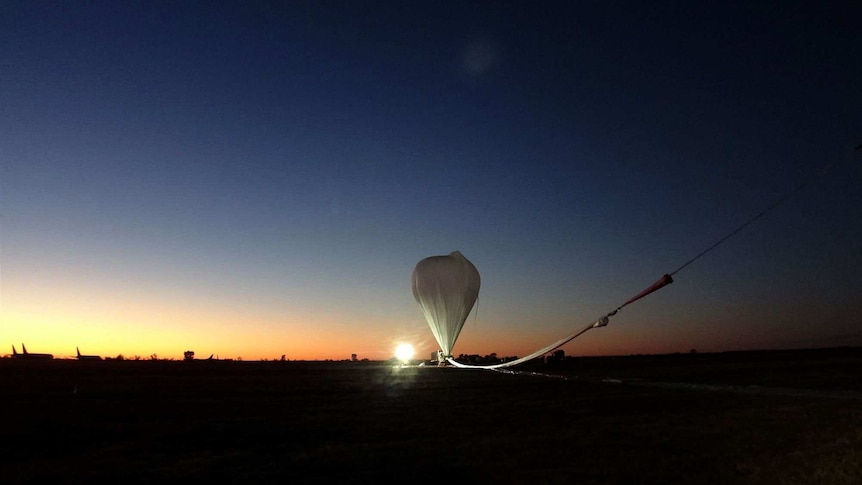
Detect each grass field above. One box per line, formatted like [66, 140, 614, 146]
[2, 348, 861, 484]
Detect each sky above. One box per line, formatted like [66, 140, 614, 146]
[2, 1, 861, 361]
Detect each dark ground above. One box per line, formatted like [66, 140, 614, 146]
[2, 347, 861, 484]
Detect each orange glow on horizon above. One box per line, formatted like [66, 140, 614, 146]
[3, 270, 698, 362]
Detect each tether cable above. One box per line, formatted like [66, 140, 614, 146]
[671, 147, 857, 276]
[450, 144, 861, 369]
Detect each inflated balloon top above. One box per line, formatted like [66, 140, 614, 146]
[412, 251, 481, 357]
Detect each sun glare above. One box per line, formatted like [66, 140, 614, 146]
[395, 343, 415, 362]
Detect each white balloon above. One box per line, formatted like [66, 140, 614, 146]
[411, 251, 480, 357]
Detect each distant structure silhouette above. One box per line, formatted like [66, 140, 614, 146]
[76, 347, 102, 361]
[184, 351, 195, 361]
[544, 349, 565, 363]
[12, 344, 53, 360]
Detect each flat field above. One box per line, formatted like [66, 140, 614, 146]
[2, 348, 862, 484]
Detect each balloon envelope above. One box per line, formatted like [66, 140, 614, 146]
[412, 251, 481, 357]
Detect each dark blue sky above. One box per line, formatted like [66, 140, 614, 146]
[2, 1, 860, 359]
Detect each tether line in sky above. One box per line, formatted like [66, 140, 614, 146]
[671, 146, 858, 276]
[450, 144, 861, 370]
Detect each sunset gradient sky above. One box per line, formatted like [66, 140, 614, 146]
[2, 1, 861, 360]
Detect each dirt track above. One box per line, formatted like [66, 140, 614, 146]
[2, 348, 861, 484]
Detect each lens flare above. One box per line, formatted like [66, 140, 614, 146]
[395, 343, 415, 362]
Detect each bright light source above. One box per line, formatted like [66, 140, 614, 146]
[395, 343, 415, 363]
